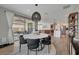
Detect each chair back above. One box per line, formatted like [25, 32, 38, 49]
[19, 35, 27, 44]
[27, 39, 40, 49]
[42, 36, 51, 45]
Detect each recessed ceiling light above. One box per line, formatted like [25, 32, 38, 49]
[35, 4, 38, 6]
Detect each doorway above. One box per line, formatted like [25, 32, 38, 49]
[28, 23, 33, 33]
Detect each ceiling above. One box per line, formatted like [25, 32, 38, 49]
[0, 4, 79, 24]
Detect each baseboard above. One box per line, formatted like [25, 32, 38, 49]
[0, 43, 14, 48]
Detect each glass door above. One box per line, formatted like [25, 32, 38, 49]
[28, 23, 33, 33]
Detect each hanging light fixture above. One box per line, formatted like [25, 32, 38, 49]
[31, 4, 41, 31]
[32, 12, 41, 21]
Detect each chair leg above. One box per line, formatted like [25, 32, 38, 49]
[36, 48, 37, 55]
[48, 45, 50, 53]
[38, 46, 39, 50]
[41, 44, 42, 49]
[19, 44, 21, 52]
[27, 47, 29, 55]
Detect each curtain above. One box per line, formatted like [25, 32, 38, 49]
[0, 8, 9, 45]
[6, 11, 14, 44]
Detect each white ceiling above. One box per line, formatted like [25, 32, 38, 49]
[0, 4, 79, 24]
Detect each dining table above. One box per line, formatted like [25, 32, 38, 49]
[23, 33, 49, 39]
[23, 33, 50, 51]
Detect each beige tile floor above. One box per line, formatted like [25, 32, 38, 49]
[0, 35, 69, 55]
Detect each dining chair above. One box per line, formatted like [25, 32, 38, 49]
[42, 36, 51, 53]
[27, 39, 40, 55]
[19, 35, 27, 52]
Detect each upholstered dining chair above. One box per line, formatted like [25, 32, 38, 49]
[27, 39, 40, 55]
[19, 35, 27, 52]
[42, 36, 51, 53]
